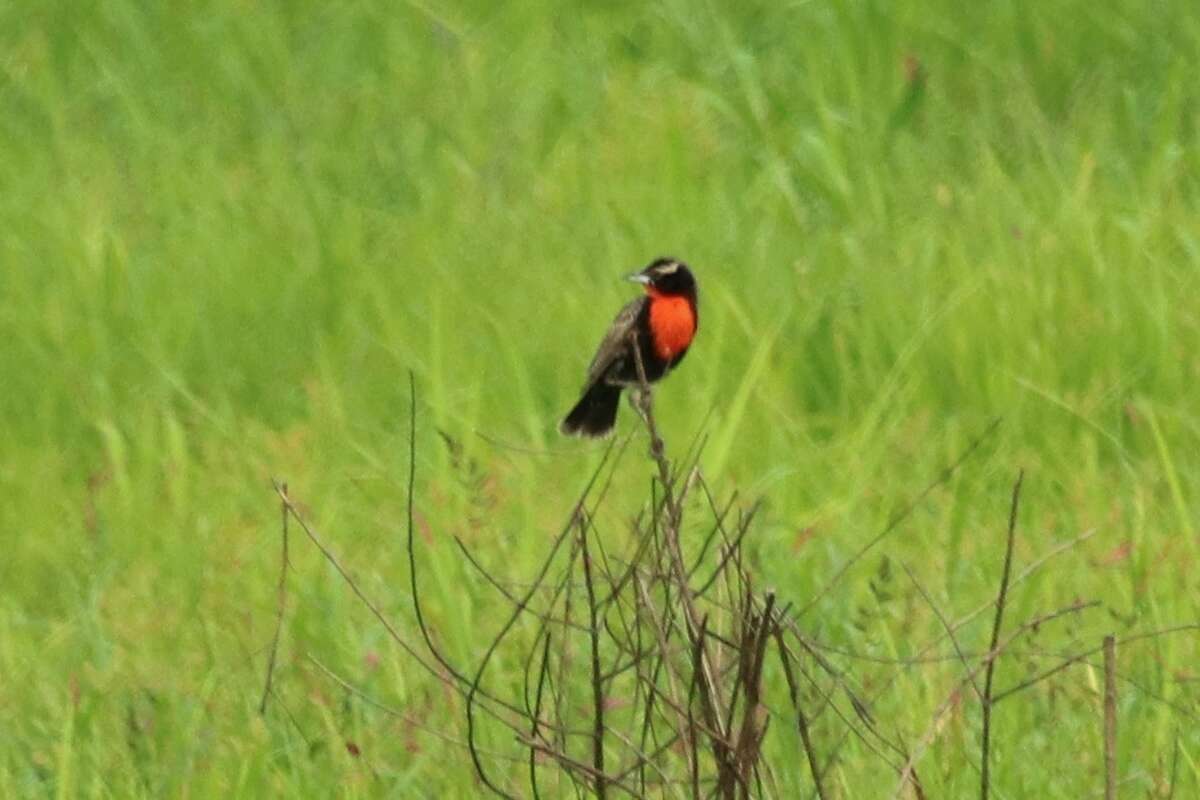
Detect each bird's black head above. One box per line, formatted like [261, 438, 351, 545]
[628, 257, 696, 297]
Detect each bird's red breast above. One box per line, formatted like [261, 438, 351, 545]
[646, 288, 697, 361]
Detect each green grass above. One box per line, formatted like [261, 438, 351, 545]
[2, 0, 1198, 795]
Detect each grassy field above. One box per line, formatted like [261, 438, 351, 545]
[2, 0, 1198, 796]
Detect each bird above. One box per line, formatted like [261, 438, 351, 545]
[560, 258, 699, 438]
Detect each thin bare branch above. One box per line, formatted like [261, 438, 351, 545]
[530, 631, 552, 800]
[773, 628, 828, 800]
[579, 516, 608, 799]
[899, 559, 982, 702]
[1103, 634, 1117, 800]
[259, 481, 290, 715]
[981, 469, 1023, 800]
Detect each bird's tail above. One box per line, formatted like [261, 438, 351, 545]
[560, 382, 622, 438]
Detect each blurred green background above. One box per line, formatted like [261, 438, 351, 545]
[1, 0, 1197, 796]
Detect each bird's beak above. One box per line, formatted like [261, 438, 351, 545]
[625, 272, 651, 284]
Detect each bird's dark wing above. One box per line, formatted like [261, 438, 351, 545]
[583, 296, 645, 386]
